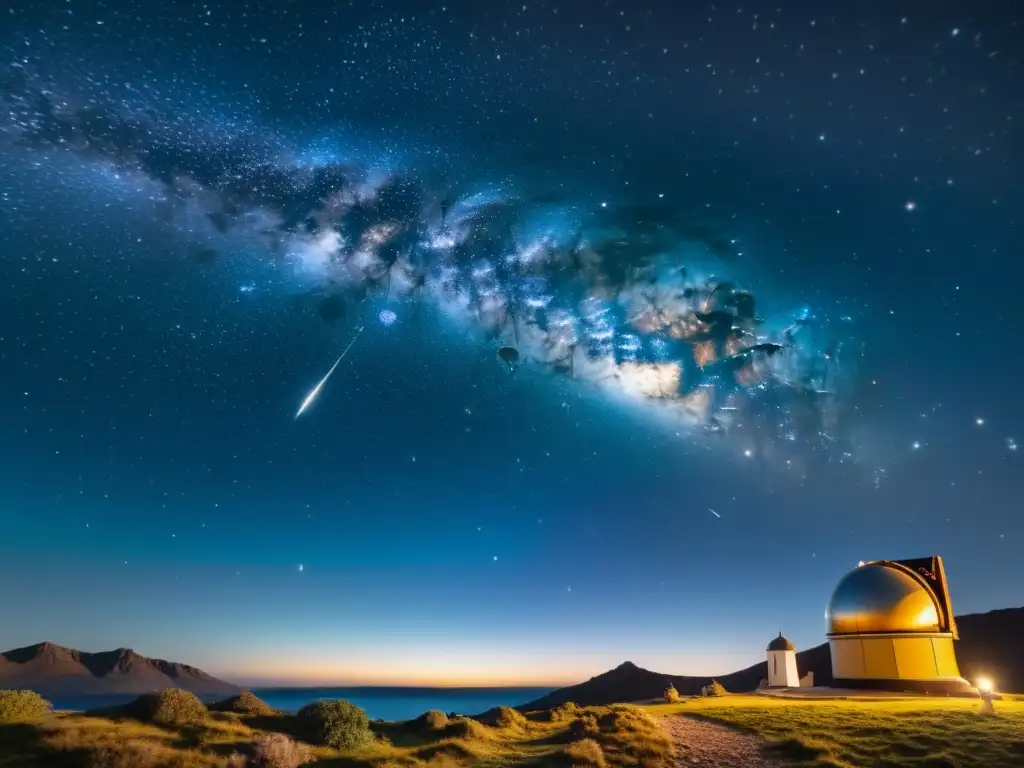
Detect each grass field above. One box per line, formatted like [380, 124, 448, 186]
[647, 694, 1024, 768]
[5, 693, 1024, 767]
[0, 702, 673, 768]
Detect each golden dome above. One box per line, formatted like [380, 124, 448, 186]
[826, 561, 941, 635]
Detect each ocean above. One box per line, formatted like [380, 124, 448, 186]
[49, 686, 556, 721]
[252, 686, 556, 720]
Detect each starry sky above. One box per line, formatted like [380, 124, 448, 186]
[1, 0, 1022, 688]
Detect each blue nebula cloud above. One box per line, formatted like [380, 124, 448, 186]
[1, 66, 858, 458]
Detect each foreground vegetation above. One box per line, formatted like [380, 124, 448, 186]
[0, 690, 673, 768]
[648, 694, 1024, 768]
[7, 687, 1024, 767]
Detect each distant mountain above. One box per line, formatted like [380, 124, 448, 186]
[0, 642, 241, 698]
[522, 606, 1024, 709]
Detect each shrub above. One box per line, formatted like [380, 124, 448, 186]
[296, 700, 372, 749]
[663, 685, 680, 703]
[699, 680, 727, 697]
[569, 714, 599, 740]
[250, 733, 311, 768]
[0, 690, 52, 721]
[445, 716, 491, 741]
[549, 702, 580, 722]
[213, 691, 277, 716]
[565, 738, 606, 768]
[493, 706, 526, 729]
[131, 688, 208, 726]
[418, 709, 449, 730]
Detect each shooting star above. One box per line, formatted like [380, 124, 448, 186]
[295, 326, 365, 419]
[709, 508, 721, 518]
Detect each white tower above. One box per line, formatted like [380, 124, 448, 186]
[766, 633, 800, 688]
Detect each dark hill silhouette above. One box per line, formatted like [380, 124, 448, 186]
[0, 642, 240, 698]
[522, 606, 1024, 709]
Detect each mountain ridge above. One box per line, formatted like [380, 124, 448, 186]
[0, 642, 241, 698]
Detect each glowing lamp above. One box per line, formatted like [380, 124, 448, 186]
[977, 677, 996, 714]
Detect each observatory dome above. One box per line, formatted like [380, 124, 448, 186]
[826, 561, 940, 636]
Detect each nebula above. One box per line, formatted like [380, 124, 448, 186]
[1, 67, 858, 454]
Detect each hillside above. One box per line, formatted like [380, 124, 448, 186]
[522, 606, 1024, 709]
[0, 642, 240, 698]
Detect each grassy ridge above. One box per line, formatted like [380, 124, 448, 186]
[647, 695, 1024, 768]
[0, 700, 673, 768]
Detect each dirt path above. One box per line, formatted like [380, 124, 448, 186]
[662, 714, 791, 767]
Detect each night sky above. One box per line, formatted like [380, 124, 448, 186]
[1, 0, 1021, 687]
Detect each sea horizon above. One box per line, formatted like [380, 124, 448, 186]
[48, 685, 558, 721]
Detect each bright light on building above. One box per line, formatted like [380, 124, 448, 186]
[977, 677, 993, 693]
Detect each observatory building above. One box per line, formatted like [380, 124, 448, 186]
[826, 556, 973, 693]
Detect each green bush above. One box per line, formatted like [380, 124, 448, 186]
[212, 690, 276, 716]
[564, 738, 606, 767]
[663, 685, 680, 703]
[296, 700, 372, 749]
[418, 709, 449, 730]
[250, 733, 311, 768]
[131, 688, 208, 726]
[0, 690, 52, 721]
[700, 680, 728, 697]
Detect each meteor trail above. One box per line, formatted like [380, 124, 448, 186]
[709, 508, 721, 518]
[294, 326, 365, 418]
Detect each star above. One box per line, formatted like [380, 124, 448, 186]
[298, 564, 304, 572]
[905, 201, 916, 211]
[912, 441, 921, 450]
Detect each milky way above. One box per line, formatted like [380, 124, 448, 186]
[1, 66, 858, 458]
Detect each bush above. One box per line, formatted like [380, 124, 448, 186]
[663, 685, 680, 703]
[700, 680, 728, 697]
[418, 709, 449, 730]
[0, 690, 52, 721]
[493, 706, 526, 729]
[445, 716, 491, 741]
[250, 733, 311, 768]
[296, 700, 372, 749]
[565, 738, 606, 767]
[569, 714, 599, 740]
[549, 702, 580, 722]
[131, 688, 208, 726]
[213, 691, 277, 716]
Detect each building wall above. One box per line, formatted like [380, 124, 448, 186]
[829, 633, 961, 681]
[767, 650, 799, 687]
